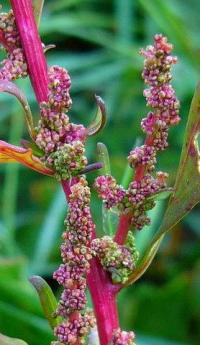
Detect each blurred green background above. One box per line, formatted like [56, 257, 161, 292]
[0, 0, 200, 344]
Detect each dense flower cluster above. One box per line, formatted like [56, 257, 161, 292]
[140, 34, 180, 145]
[35, 66, 87, 180]
[94, 175, 126, 209]
[95, 35, 179, 231]
[110, 328, 136, 345]
[91, 232, 139, 283]
[94, 172, 167, 230]
[53, 177, 96, 344]
[0, 10, 27, 80]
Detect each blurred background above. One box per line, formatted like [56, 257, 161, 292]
[0, 0, 200, 344]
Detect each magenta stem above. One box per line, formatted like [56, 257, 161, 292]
[87, 258, 119, 345]
[62, 180, 120, 344]
[10, 0, 48, 103]
[11, 1, 121, 342]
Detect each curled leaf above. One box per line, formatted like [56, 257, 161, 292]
[0, 80, 35, 139]
[87, 95, 106, 136]
[43, 44, 56, 53]
[0, 140, 54, 176]
[0, 333, 28, 345]
[29, 275, 61, 329]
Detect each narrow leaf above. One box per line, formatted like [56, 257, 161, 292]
[33, 0, 44, 26]
[0, 81, 35, 139]
[29, 275, 61, 329]
[0, 140, 54, 176]
[96, 142, 111, 175]
[87, 95, 106, 136]
[146, 188, 173, 202]
[0, 333, 28, 345]
[96, 142, 117, 235]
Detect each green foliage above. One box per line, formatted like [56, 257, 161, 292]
[29, 275, 61, 329]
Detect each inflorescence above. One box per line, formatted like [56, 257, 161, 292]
[0, 10, 27, 80]
[110, 328, 136, 345]
[91, 232, 139, 284]
[53, 177, 96, 344]
[94, 34, 180, 232]
[35, 66, 88, 181]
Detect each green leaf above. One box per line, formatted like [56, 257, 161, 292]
[31, 187, 66, 273]
[87, 95, 106, 136]
[29, 275, 61, 329]
[33, 0, 44, 26]
[146, 188, 174, 202]
[96, 142, 111, 175]
[0, 333, 28, 345]
[0, 81, 35, 140]
[125, 82, 200, 286]
[154, 82, 200, 237]
[96, 143, 117, 236]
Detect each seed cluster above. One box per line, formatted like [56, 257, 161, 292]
[0, 10, 27, 80]
[91, 232, 139, 284]
[95, 35, 179, 231]
[53, 177, 96, 344]
[110, 328, 136, 345]
[35, 66, 87, 180]
[94, 172, 167, 230]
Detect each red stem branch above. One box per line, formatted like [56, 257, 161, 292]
[115, 135, 155, 245]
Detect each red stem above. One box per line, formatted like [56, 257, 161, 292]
[62, 180, 120, 344]
[11, 1, 121, 342]
[10, 0, 48, 103]
[87, 258, 119, 345]
[115, 135, 155, 244]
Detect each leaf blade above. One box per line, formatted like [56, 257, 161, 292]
[29, 275, 61, 329]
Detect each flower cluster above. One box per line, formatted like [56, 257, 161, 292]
[53, 311, 95, 345]
[95, 35, 179, 231]
[53, 177, 96, 344]
[94, 175, 126, 209]
[140, 34, 180, 145]
[91, 232, 139, 283]
[94, 172, 167, 230]
[35, 66, 87, 180]
[0, 10, 27, 80]
[110, 328, 136, 345]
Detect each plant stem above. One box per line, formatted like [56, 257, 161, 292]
[62, 180, 120, 344]
[10, 0, 48, 103]
[87, 259, 119, 345]
[12, 1, 121, 342]
[115, 135, 154, 244]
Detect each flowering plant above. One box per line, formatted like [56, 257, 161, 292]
[0, 1, 200, 345]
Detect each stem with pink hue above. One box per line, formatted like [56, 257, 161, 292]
[62, 179, 120, 344]
[11, 1, 121, 343]
[10, 0, 48, 103]
[114, 135, 155, 245]
[87, 258, 119, 345]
